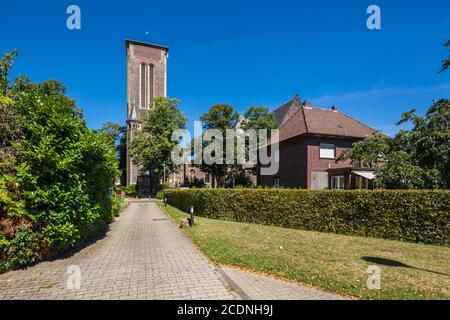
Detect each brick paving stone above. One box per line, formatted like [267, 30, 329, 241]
[0, 200, 348, 300]
[220, 267, 347, 300]
[0, 202, 237, 300]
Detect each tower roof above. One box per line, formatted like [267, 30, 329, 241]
[129, 102, 138, 121]
[125, 39, 169, 51]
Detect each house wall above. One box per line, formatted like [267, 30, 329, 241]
[259, 136, 308, 188]
[259, 134, 360, 189]
[305, 136, 356, 189]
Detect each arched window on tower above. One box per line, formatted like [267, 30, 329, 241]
[148, 64, 155, 108]
[139, 62, 147, 109]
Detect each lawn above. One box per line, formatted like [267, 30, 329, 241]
[159, 204, 450, 300]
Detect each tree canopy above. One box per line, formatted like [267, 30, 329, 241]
[339, 99, 450, 189]
[438, 40, 450, 73]
[129, 97, 187, 181]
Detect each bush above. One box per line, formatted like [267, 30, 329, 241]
[155, 190, 164, 200]
[111, 193, 126, 217]
[164, 189, 450, 245]
[123, 184, 136, 197]
[2, 229, 42, 271]
[1, 51, 120, 271]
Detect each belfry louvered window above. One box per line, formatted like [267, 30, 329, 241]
[140, 63, 147, 109]
[148, 64, 155, 108]
[140, 63, 155, 109]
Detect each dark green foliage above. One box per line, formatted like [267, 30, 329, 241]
[9, 78, 118, 250]
[119, 184, 136, 196]
[1, 230, 42, 271]
[340, 99, 450, 189]
[129, 97, 187, 184]
[338, 133, 389, 168]
[241, 106, 278, 133]
[438, 39, 449, 73]
[0, 50, 119, 271]
[111, 194, 126, 217]
[197, 104, 239, 187]
[164, 189, 450, 245]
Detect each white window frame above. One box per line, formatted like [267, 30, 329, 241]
[355, 175, 368, 190]
[274, 177, 280, 189]
[320, 143, 335, 159]
[331, 175, 345, 190]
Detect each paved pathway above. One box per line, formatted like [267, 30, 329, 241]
[0, 201, 345, 300]
[0, 202, 237, 300]
[220, 267, 346, 300]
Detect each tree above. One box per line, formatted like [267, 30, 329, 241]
[129, 97, 186, 190]
[197, 104, 239, 187]
[237, 106, 278, 184]
[241, 106, 277, 133]
[384, 99, 450, 188]
[99, 122, 123, 147]
[338, 133, 390, 168]
[99, 122, 126, 184]
[339, 100, 450, 189]
[0, 49, 17, 94]
[438, 40, 450, 73]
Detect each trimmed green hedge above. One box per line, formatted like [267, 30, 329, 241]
[164, 189, 450, 245]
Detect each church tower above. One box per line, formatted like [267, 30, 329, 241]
[125, 40, 169, 192]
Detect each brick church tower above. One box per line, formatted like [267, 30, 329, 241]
[125, 40, 169, 194]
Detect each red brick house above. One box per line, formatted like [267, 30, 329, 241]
[258, 95, 379, 190]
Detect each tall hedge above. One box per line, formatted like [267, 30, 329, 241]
[164, 189, 450, 245]
[1, 53, 119, 271]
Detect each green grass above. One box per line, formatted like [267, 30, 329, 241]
[160, 204, 450, 300]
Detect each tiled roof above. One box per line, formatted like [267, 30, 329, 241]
[274, 96, 379, 142]
[273, 95, 302, 126]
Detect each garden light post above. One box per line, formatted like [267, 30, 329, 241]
[189, 205, 195, 227]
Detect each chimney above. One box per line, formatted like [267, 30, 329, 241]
[303, 101, 312, 108]
[331, 105, 338, 112]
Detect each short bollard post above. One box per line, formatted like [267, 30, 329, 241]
[189, 205, 195, 227]
[164, 197, 167, 206]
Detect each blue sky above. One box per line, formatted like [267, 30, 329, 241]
[1, 0, 449, 136]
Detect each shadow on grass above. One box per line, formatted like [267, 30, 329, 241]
[362, 256, 450, 277]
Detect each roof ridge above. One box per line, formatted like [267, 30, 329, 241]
[301, 105, 309, 133]
[278, 105, 303, 130]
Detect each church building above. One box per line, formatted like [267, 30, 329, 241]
[125, 40, 169, 194]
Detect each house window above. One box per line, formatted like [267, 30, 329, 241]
[355, 176, 368, 190]
[273, 177, 280, 188]
[204, 172, 210, 184]
[320, 143, 335, 159]
[189, 169, 195, 181]
[140, 63, 147, 109]
[331, 176, 345, 190]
